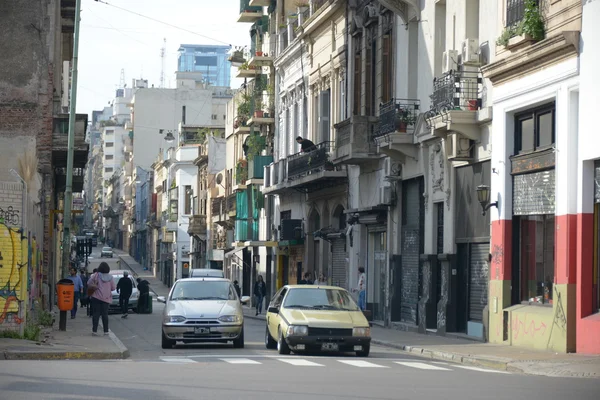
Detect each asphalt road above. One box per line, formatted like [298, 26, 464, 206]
[1, 247, 598, 399]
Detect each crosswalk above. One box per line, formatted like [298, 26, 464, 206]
[155, 356, 510, 374]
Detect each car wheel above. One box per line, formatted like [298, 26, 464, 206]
[265, 326, 276, 349]
[277, 327, 290, 355]
[233, 328, 244, 348]
[161, 330, 175, 349]
[356, 344, 370, 357]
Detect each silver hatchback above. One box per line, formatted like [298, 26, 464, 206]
[158, 278, 250, 349]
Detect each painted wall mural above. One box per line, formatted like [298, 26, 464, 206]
[0, 223, 26, 328]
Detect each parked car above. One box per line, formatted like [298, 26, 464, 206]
[100, 247, 113, 258]
[109, 270, 139, 312]
[265, 285, 371, 357]
[189, 268, 224, 278]
[157, 278, 250, 349]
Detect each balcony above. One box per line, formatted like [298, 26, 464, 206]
[179, 130, 205, 146]
[423, 69, 484, 141]
[237, 0, 263, 23]
[373, 99, 420, 162]
[248, 155, 273, 184]
[333, 115, 379, 165]
[187, 215, 207, 237]
[264, 142, 346, 194]
[247, 94, 275, 126]
[52, 113, 89, 170]
[227, 194, 237, 217]
[236, 65, 260, 79]
[234, 219, 259, 242]
[211, 198, 224, 216]
[248, 53, 274, 69]
[234, 159, 248, 191]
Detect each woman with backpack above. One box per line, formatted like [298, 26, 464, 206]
[87, 262, 116, 335]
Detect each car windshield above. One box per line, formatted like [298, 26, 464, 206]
[102, 247, 111, 251]
[283, 288, 360, 311]
[170, 281, 236, 301]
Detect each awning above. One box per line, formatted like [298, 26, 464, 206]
[224, 246, 246, 259]
[243, 241, 278, 247]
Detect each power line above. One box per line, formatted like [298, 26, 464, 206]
[93, 0, 233, 46]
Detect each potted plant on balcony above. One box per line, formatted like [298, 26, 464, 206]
[395, 109, 416, 133]
[236, 159, 248, 183]
[495, 0, 544, 48]
[245, 133, 266, 161]
[253, 96, 264, 118]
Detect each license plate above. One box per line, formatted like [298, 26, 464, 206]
[194, 327, 210, 335]
[321, 343, 339, 351]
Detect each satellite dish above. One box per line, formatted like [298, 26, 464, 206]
[216, 173, 223, 185]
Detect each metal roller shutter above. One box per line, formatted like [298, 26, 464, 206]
[468, 243, 489, 322]
[401, 179, 421, 324]
[330, 238, 347, 289]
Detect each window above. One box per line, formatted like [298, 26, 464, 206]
[280, 210, 291, 221]
[506, 0, 535, 28]
[105, 142, 114, 148]
[182, 106, 186, 125]
[365, 24, 376, 116]
[381, 12, 394, 104]
[105, 167, 113, 173]
[515, 103, 555, 154]
[105, 154, 114, 160]
[105, 130, 114, 135]
[283, 288, 360, 310]
[516, 215, 555, 304]
[353, 34, 362, 115]
[319, 89, 331, 143]
[184, 185, 192, 214]
[339, 77, 346, 122]
[212, 114, 217, 120]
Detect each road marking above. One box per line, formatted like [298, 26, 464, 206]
[394, 362, 451, 370]
[453, 365, 511, 374]
[159, 357, 197, 363]
[220, 358, 262, 364]
[338, 360, 388, 368]
[277, 358, 324, 367]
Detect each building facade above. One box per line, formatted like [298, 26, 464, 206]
[178, 44, 232, 88]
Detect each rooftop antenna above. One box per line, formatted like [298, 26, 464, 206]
[160, 38, 166, 88]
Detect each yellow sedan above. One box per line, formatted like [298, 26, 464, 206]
[265, 285, 371, 357]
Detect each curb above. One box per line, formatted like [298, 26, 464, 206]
[1, 330, 130, 361]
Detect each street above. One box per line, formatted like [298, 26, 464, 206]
[0, 249, 599, 400]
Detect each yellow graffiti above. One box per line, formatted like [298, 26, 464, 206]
[0, 224, 25, 325]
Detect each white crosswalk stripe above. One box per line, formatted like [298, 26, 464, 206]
[159, 357, 197, 364]
[338, 360, 388, 368]
[394, 362, 451, 370]
[452, 365, 511, 374]
[221, 358, 262, 365]
[277, 358, 324, 367]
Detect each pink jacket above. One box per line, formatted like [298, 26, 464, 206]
[90, 272, 116, 304]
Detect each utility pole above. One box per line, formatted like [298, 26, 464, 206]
[61, 0, 82, 279]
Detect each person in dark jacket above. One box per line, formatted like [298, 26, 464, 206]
[296, 136, 316, 152]
[116, 271, 133, 318]
[253, 275, 266, 316]
[233, 280, 242, 299]
[136, 278, 150, 313]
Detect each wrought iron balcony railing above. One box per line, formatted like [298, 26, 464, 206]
[374, 99, 420, 139]
[287, 141, 333, 179]
[506, 0, 532, 28]
[427, 69, 482, 117]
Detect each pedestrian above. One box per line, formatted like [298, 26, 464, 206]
[313, 273, 327, 286]
[296, 136, 316, 152]
[353, 267, 366, 311]
[67, 268, 84, 319]
[88, 262, 115, 335]
[136, 278, 150, 313]
[80, 270, 89, 310]
[253, 275, 266, 316]
[116, 271, 133, 318]
[233, 280, 241, 299]
[88, 268, 98, 317]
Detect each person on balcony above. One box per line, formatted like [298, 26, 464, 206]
[296, 136, 316, 152]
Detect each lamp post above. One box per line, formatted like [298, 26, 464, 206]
[476, 184, 498, 216]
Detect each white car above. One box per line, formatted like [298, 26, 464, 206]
[189, 268, 224, 278]
[100, 247, 113, 258]
[158, 278, 250, 349]
[109, 270, 139, 312]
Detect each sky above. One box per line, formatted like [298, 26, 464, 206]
[77, 0, 250, 116]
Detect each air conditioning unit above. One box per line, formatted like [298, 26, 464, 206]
[280, 219, 303, 240]
[379, 186, 394, 206]
[461, 39, 480, 64]
[442, 50, 459, 73]
[446, 133, 473, 161]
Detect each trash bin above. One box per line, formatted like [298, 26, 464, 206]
[56, 279, 75, 311]
[138, 293, 152, 314]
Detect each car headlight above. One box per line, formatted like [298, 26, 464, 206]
[287, 325, 308, 336]
[218, 315, 240, 323]
[166, 315, 186, 323]
[352, 327, 371, 337]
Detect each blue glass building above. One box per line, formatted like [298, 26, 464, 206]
[177, 44, 231, 88]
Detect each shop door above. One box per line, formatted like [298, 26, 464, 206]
[468, 243, 489, 323]
[331, 238, 347, 289]
[368, 229, 387, 321]
[400, 177, 424, 325]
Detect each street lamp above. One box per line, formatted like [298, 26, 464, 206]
[476, 184, 498, 216]
[159, 129, 175, 144]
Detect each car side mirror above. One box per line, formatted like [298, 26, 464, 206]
[268, 306, 279, 314]
[157, 296, 166, 303]
[240, 296, 251, 304]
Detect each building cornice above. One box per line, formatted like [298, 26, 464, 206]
[481, 31, 580, 86]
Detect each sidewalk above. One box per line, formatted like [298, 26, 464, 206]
[0, 308, 129, 360]
[114, 250, 170, 298]
[241, 306, 600, 379]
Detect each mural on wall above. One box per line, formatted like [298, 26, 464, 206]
[0, 223, 25, 327]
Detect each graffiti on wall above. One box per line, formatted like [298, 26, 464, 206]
[0, 223, 25, 326]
